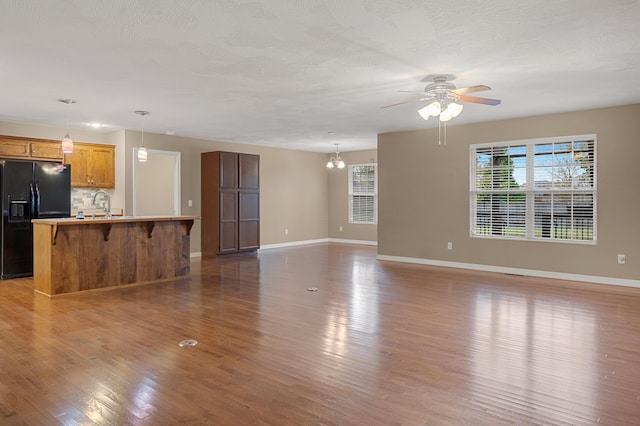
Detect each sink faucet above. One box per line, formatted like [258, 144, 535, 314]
[92, 190, 112, 218]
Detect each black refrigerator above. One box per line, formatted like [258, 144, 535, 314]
[0, 160, 71, 279]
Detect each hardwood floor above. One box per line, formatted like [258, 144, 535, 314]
[1, 243, 640, 425]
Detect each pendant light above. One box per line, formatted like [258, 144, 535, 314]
[135, 110, 150, 162]
[58, 98, 76, 154]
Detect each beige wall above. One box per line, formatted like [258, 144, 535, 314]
[1, 120, 330, 254]
[378, 104, 640, 281]
[123, 130, 329, 253]
[134, 150, 178, 216]
[327, 149, 378, 242]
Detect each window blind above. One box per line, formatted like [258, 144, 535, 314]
[349, 164, 377, 224]
[470, 136, 596, 243]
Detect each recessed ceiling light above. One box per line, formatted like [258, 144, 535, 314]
[165, 130, 175, 135]
[88, 122, 102, 128]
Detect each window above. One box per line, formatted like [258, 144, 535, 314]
[470, 135, 596, 243]
[349, 164, 377, 224]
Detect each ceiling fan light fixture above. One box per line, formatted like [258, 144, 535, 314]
[418, 101, 442, 121]
[448, 102, 463, 118]
[439, 109, 453, 122]
[427, 101, 442, 116]
[417, 106, 431, 121]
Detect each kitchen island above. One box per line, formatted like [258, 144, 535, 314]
[32, 216, 197, 296]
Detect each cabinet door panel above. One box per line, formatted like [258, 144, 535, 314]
[219, 190, 237, 253]
[220, 222, 238, 253]
[239, 191, 259, 251]
[239, 154, 259, 189]
[30, 141, 63, 161]
[220, 191, 237, 221]
[0, 139, 29, 158]
[91, 147, 115, 188]
[239, 191, 259, 220]
[64, 145, 92, 187]
[239, 221, 259, 251]
[220, 152, 238, 189]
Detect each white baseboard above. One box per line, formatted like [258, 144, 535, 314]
[190, 251, 202, 258]
[259, 238, 377, 250]
[259, 239, 329, 250]
[376, 254, 640, 289]
[328, 238, 377, 246]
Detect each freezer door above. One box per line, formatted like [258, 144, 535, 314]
[34, 162, 71, 218]
[1, 160, 34, 279]
[1, 160, 33, 209]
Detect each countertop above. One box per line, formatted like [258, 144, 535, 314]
[32, 216, 199, 226]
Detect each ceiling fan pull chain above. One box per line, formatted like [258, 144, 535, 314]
[444, 121, 447, 146]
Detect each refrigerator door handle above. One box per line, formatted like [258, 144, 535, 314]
[34, 182, 41, 218]
[30, 183, 36, 217]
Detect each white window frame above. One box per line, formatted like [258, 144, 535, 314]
[470, 135, 597, 244]
[348, 163, 378, 224]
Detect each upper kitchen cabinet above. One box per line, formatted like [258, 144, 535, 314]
[0, 135, 63, 161]
[64, 142, 115, 188]
[29, 140, 64, 161]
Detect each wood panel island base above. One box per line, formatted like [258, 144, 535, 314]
[32, 216, 197, 296]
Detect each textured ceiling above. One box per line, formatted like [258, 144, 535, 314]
[1, 0, 640, 153]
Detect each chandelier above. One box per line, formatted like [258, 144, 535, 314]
[326, 144, 345, 169]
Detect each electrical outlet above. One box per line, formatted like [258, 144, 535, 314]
[339, 226, 343, 232]
[447, 242, 453, 250]
[618, 254, 626, 264]
[285, 228, 288, 235]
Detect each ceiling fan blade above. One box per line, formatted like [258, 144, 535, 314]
[451, 85, 491, 95]
[458, 95, 501, 106]
[380, 97, 430, 109]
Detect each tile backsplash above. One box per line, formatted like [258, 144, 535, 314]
[71, 188, 114, 215]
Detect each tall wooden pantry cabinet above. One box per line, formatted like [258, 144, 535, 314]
[201, 151, 260, 256]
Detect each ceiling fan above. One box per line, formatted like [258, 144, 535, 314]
[382, 74, 501, 122]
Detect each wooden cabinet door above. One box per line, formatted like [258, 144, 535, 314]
[91, 146, 115, 188]
[219, 190, 238, 253]
[29, 141, 63, 161]
[0, 138, 29, 158]
[239, 190, 260, 250]
[219, 152, 238, 189]
[239, 154, 259, 189]
[64, 143, 115, 188]
[64, 144, 92, 187]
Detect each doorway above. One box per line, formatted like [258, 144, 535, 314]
[133, 148, 181, 216]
